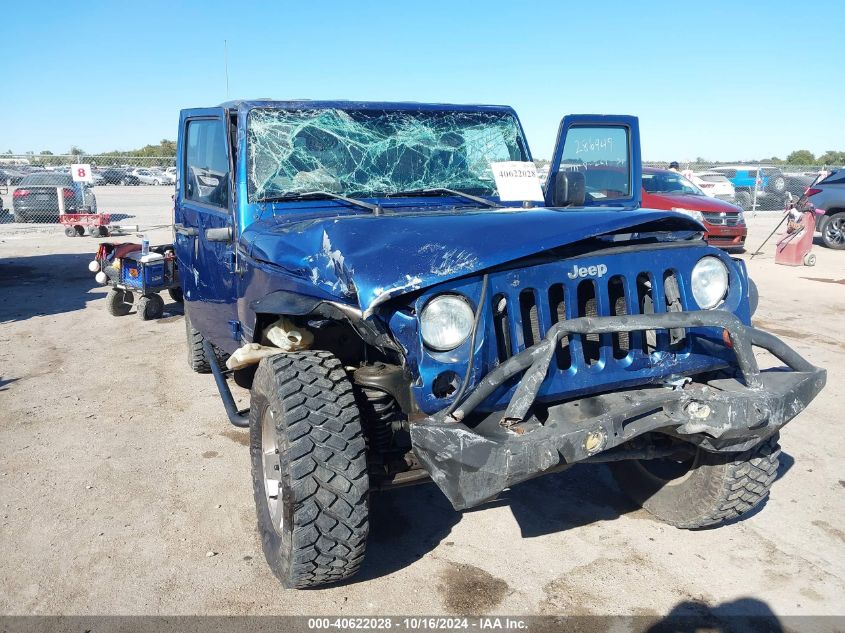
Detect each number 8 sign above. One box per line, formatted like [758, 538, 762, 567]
[71, 163, 93, 183]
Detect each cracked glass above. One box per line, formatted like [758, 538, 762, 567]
[246, 108, 528, 202]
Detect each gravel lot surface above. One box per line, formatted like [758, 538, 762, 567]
[0, 187, 843, 620]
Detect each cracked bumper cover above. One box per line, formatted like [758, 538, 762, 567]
[409, 311, 826, 510]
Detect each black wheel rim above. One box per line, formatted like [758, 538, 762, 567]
[824, 217, 845, 246]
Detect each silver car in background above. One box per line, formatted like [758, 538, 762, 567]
[131, 168, 168, 185]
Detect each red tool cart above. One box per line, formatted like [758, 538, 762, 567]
[59, 213, 112, 237]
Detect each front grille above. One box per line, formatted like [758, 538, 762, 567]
[490, 267, 687, 369]
[707, 212, 742, 226]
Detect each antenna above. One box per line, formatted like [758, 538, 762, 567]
[224, 39, 230, 99]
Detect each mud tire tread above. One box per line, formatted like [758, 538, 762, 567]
[250, 351, 369, 588]
[611, 434, 780, 529]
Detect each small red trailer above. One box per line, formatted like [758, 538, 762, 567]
[59, 213, 112, 237]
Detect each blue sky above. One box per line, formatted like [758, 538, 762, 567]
[3, 0, 843, 160]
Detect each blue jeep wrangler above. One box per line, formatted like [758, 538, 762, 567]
[174, 101, 825, 588]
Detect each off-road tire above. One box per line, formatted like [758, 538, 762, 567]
[105, 288, 133, 316]
[137, 293, 164, 320]
[766, 174, 786, 195]
[610, 434, 780, 529]
[185, 311, 211, 373]
[250, 351, 369, 588]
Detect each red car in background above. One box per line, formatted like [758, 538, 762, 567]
[642, 167, 747, 251]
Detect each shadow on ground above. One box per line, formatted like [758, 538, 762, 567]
[354, 447, 796, 582]
[0, 252, 100, 322]
[646, 597, 784, 633]
[354, 463, 636, 583]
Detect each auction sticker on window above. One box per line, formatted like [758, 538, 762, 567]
[490, 161, 544, 202]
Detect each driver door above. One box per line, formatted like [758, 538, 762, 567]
[174, 108, 240, 353]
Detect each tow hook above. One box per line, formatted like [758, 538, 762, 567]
[583, 429, 607, 455]
[685, 401, 712, 420]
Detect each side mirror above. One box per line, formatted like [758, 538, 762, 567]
[205, 226, 233, 242]
[552, 171, 586, 207]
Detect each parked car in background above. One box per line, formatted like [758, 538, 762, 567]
[132, 168, 167, 185]
[12, 172, 97, 222]
[686, 171, 735, 202]
[804, 169, 845, 249]
[98, 168, 141, 186]
[164, 166, 177, 184]
[0, 168, 26, 187]
[782, 171, 816, 199]
[709, 165, 787, 210]
[643, 167, 746, 251]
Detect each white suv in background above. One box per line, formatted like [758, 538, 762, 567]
[685, 171, 735, 202]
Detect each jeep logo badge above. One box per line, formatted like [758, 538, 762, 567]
[568, 263, 608, 279]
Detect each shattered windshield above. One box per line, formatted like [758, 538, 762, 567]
[246, 108, 528, 202]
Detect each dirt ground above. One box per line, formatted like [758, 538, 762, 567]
[0, 188, 843, 619]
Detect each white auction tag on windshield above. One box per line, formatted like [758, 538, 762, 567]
[490, 161, 544, 202]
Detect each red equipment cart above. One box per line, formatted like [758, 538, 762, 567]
[59, 213, 112, 238]
[775, 209, 817, 267]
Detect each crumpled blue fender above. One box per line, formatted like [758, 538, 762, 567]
[242, 206, 702, 316]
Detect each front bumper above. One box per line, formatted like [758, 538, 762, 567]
[410, 311, 825, 510]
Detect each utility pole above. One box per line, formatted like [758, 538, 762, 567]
[224, 39, 230, 99]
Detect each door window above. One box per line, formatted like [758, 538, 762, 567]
[185, 118, 230, 208]
[559, 126, 630, 200]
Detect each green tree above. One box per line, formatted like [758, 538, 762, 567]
[786, 150, 815, 165]
[818, 150, 845, 166]
[69, 145, 85, 156]
[159, 139, 177, 156]
[40, 150, 53, 155]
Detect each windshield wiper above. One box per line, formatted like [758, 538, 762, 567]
[258, 191, 382, 215]
[386, 188, 502, 208]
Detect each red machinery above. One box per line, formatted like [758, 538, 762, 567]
[59, 213, 112, 237]
[775, 209, 817, 267]
[751, 194, 818, 266]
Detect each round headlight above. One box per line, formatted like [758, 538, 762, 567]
[691, 256, 729, 309]
[420, 294, 475, 351]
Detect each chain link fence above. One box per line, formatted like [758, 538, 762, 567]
[0, 153, 839, 228]
[643, 161, 836, 213]
[0, 155, 175, 228]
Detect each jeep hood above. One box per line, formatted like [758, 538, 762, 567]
[243, 206, 703, 318]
